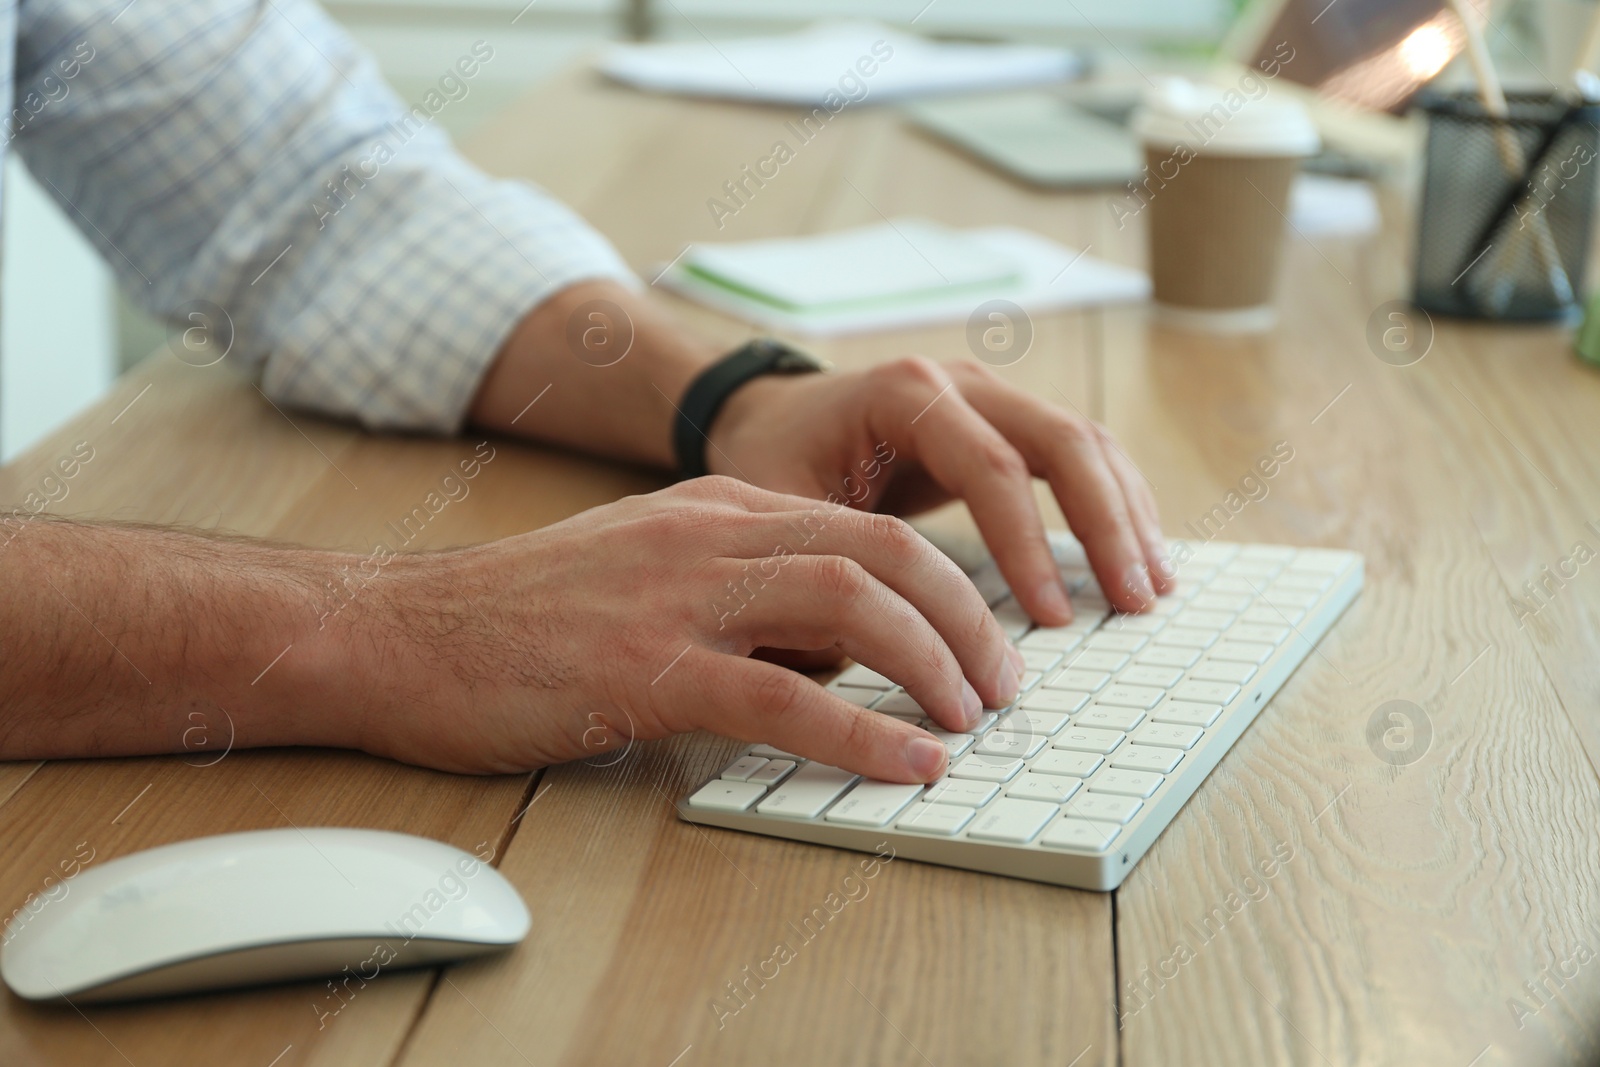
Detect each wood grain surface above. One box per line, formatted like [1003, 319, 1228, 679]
[1, 63, 1597, 1067]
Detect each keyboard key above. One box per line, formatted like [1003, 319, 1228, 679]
[1111, 745, 1184, 774]
[949, 711, 999, 736]
[1042, 818, 1119, 852]
[1224, 559, 1282, 581]
[1053, 727, 1126, 755]
[1172, 681, 1240, 706]
[1020, 689, 1090, 714]
[756, 763, 859, 819]
[1057, 565, 1093, 591]
[1047, 668, 1110, 693]
[1120, 665, 1183, 689]
[825, 782, 923, 827]
[1241, 604, 1303, 626]
[1071, 594, 1110, 619]
[967, 798, 1058, 843]
[923, 778, 998, 806]
[1019, 671, 1044, 692]
[1155, 627, 1220, 650]
[1288, 549, 1350, 574]
[1210, 640, 1274, 665]
[874, 692, 926, 716]
[837, 664, 894, 689]
[1102, 612, 1168, 634]
[1175, 609, 1237, 631]
[1182, 542, 1238, 566]
[1133, 723, 1203, 750]
[950, 754, 1024, 783]
[748, 759, 797, 785]
[1191, 592, 1252, 613]
[1006, 772, 1082, 803]
[1152, 701, 1222, 728]
[1003, 708, 1069, 737]
[1021, 649, 1064, 672]
[831, 685, 883, 708]
[1146, 596, 1185, 616]
[992, 600, 1033, 639]
[976, 729, 1048, 759]
[1020, 628, 1084, 652]
[1191, 660, 1256, 685]
[1238, 544, 1296, 563]
[1068, 650, 1130, 672]
[1274, 571, 1331, 593]
[1096, 684, 1165, 710]
[1136, 645, 1201, 669]
[1078, 706, 1146, 732]
[1206, 576, 1257, 596]
[920, 728, 976, 759]
[688, 780, 767, 812]
[1262, 588, 1318, 611]
[1061, 611, 1106, 633]
[1031, 749, 1103, 777]
[1068, 793, 1143, 824]
[750, 744, 800, 760]
[897, 802, 975, 836]
[721, 755, 769, 781]
[1087, 632, 1148, 653]
[1088, 769, 1163, 798]
[1229, 623, 1289, 646]
[1166, 579, 1203, 601]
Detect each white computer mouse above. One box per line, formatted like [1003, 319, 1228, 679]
[1, 827, 530, 1003]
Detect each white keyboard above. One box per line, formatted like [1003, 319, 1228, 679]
[678, 538, 1363, 891]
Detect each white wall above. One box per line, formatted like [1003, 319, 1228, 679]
[1, 156, 115, 462]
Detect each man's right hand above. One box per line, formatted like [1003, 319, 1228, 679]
[364, 477, 1025, 783]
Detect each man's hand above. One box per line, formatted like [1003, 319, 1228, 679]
[365, 477, 1024, 782]
[473, 283, 1171, 621]
[704, 358, 1173, 620]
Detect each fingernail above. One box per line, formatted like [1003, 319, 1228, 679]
[1151, 546, 1175, 583]
[960, 678, 982, 727]
[994, 656, 1021, 705]
[1036, 578, 1073, 620]
[907, 736, 948, 780]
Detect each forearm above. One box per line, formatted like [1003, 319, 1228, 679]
[0, 521, 390, 761]
[468, 280, 726, 469]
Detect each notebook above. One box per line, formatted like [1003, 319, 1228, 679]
[654, 219, 1150, 337]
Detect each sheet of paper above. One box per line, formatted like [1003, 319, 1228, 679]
[656, 222, 1149, 338]
[597, 22, 1078, 107]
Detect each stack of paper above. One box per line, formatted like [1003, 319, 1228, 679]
[597, 22, 1079, 107]
[654, 219, 1149, 337]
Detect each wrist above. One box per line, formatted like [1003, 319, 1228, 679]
[703, 375, 796, 479]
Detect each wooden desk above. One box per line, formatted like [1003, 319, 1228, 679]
[4, 66, 1600, 1067]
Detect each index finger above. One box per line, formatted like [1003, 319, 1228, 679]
[951, 368, 1158, 613]
[868, 359, 1077, 628]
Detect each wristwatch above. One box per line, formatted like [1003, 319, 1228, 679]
[673, 338, 826, 480]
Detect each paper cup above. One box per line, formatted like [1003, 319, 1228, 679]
[1132, 78, 1319, 334]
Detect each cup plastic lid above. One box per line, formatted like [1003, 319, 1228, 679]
[1132, 76, 1320, 157]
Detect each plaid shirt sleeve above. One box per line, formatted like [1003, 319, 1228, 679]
[14, 0, 638, 434]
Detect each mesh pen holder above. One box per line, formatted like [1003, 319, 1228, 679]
[1413, 90, 1600, 322]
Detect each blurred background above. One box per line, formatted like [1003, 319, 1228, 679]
[3, 0, 1580, 459]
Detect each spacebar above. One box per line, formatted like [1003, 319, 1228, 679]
[756, 763, 859, 819]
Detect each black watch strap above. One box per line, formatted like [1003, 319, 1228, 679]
[673, 339, 825, 480]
